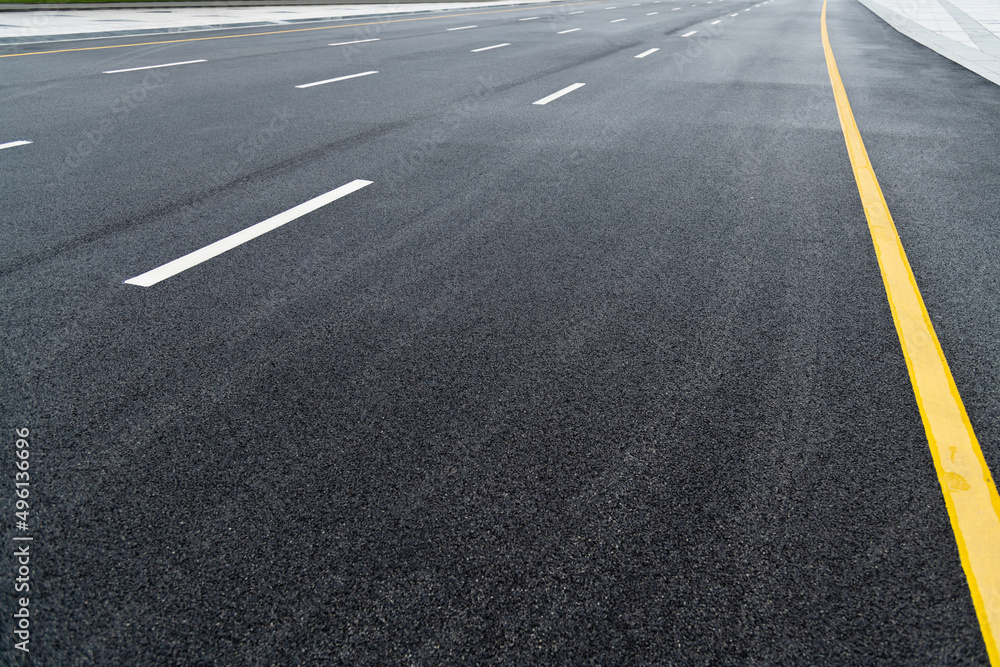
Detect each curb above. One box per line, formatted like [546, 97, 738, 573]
[854, 0, 1000, 87]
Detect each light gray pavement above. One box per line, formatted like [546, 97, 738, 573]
[855, 0, 1000, 84]
[0, 0, 565, 43]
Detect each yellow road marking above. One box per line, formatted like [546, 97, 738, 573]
[0, 1, 604, 59]
[821, 0, 1000, 662]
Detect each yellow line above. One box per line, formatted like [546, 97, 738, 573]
[0, 1, 603, 59]
[821, 0, 1000, 662]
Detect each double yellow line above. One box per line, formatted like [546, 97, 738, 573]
[821, 0, 1000, 661]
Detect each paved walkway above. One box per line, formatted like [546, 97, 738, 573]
[855, 0, 1000, 84]
[0, 0, 557, 43]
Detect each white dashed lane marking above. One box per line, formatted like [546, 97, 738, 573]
[471, 43, 511, 52]
[328, 38, 380, 46]
[533, 82, 585, 105]
[124, 180, 373, 287]
[103, 59, 205, 74]
[295, 70, 378, 88]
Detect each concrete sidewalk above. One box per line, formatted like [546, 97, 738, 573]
[0, 0, 563, 44]
[855, 0, 1000, 85]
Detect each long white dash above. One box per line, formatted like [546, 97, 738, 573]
[730, 12, 738, 15]
[569, 9, 585, 13]
[532, 82, 585, 105]
[611, 18, 627, 22]
[558, 28, 581, 33]
[124, 180, 372, 287]
[0, 140, 31, 150]
[296, 70, 378, 88]
[519, 16, 540, 20]
[682, 29, 697, 35]
[471, 42, 511, 52]
[646, 11, 659, 14]
[103, 59, 205, 74]
[635, 47, 660, 57]
[447, 25, 477, 30]
[711, 19, 721, 23]
[328, 38, 380, 46]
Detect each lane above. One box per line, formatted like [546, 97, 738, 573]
[823, 0, 1000, 654]
[0, 0, 760, 269]
[1, 0, 997, 662]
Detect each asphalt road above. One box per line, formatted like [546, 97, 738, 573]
[2, 0, 999, 662]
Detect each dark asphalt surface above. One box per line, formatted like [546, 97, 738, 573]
[2, 0, 999, 662]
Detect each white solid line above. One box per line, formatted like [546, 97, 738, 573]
[682, 29, 697, 35]
[125, 180, 373, 287]
[447, 25, 478, 30]
[328, 38, 380, 46]
[296, 70, 378, 88]
[532, 82, 585, 105]
[558, 28, 581, 33]
[711, 19, 721, 23]
[0, 140, 32, 150]
[635, 47, 660, 57]
[611, 18, 627, 22]
[471, 42, 510, 52]
[519, 16, 540, 20]
[103, 59, 206, 74]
